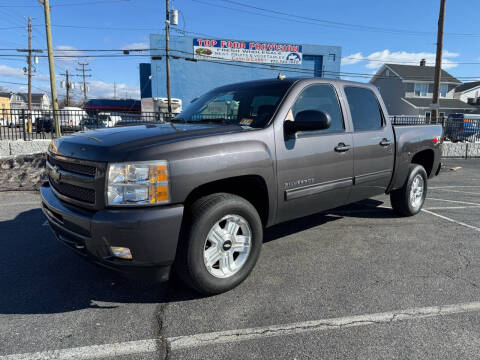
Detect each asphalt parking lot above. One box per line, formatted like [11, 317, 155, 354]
[1, 158, 480, 360]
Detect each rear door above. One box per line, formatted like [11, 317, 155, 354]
[275, 82, 354, 223]
[343, 86, 395, 202]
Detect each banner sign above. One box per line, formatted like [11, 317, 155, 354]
[193, 39, 303, 65]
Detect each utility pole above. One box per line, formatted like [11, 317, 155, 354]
[27, 17, 32, 111]
[165, 0, 172, 119]
[17, 17, 42, 133]
[39, 0, 60, 137]
[113, 81, 117, 99]
[75, 62, 91, 105]
[60, 70, 71, 106]
[432, 0, 446, 123]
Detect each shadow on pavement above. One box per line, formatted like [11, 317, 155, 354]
[0, 199, 394, 315]
[264, 199, 395, 243]
[0, 208, 199, 315]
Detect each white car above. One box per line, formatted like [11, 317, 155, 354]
[59, 107, 88, 130]
[98, 112, 122, 127]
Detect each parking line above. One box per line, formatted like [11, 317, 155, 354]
[430, 188, 480, 196]
[422, 209, 480, 232]
[0, 339, 158, 360]
[427, 198, 480, 206]
[3, 302, 480, 359]
[430, 186, 480, 189]
[425, 206, 480, 210]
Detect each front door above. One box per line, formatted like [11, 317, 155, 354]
[275, 83, 354, 223]
[343, 86, 395, 203]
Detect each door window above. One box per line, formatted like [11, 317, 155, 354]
[291, 84, 344, 132]
[344, 87, 384, 131]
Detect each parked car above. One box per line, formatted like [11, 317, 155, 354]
[41, 78, 442, 295]
[80, 117, 107, 131]
[35, 117, 54, 133]
[445, 113, 480, 142]
[98, 112, 122, 127]
[58, 107, 88, 131]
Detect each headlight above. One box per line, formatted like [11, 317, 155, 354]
[106, 161, 170, 206]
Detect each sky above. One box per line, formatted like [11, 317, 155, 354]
[1, 0, 480, 101]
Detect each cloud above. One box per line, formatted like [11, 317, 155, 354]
[122, 42, 149, 51]
[341, 52, 363, 66]
[54, 45, 86, 66]
[342, 50, 460, 70]
[0, 64, 26, 79]
[0, 64, 49, 82]
[87, 80, 140, 99]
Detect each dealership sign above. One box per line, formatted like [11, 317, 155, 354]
[193, 39, 302, 65]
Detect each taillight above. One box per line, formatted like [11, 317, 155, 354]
[433, 136, 441, 144]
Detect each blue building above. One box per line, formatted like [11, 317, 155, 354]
[148, 34, 341, 106]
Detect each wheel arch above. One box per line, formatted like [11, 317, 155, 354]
[411, 149, 435, 176]
[183, 175, 270, 226]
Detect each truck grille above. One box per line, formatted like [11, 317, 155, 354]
[49, 177, 96, 204]
[47, 155, 96, 177]
[47, 153, 104, 208]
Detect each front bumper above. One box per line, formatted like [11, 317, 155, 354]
[41, 183, 184, 281]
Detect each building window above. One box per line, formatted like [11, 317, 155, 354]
[385, 70, 390, 77]
[414, 83, 428, 97]
[440, 84, 448, 98]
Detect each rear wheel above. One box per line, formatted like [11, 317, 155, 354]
[175, 193, 263, 295]
[390, 164, 428, 217]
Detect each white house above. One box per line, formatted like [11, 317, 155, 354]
[455, 81, 480, 106]
[0, 92, 51, 110]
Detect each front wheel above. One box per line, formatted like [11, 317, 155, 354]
[175, 193, 263, 295]
[390, 164, 428, 217]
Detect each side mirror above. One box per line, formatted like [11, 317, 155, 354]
[285, 110, 331, 133]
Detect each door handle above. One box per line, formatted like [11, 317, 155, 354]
[379, 138, 392, 147]
[335, 143, 351, 152]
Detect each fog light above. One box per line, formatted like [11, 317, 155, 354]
[110, 246, 133, 260]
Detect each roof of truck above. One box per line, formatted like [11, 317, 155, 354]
[215, 77, 374, 89]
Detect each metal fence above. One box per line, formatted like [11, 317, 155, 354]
[0, 108, 168, 141]
[2, 108, 479, 143]
[390, 114, 480, 143]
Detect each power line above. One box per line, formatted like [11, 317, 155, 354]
[219, 0, 480, 37]
[0, 0, 131, 8]
[189, 0, 480, 37]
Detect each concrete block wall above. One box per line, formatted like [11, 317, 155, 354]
[0, 140, 50, 157]
[442, 143, 480, 158]
[467, 144, 480, 158]
[442, 143, 467, 158]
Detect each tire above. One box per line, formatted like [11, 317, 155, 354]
[174, 193, 263, 295]
[390, 164, 428, 217]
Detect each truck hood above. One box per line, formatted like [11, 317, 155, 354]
[51, 122, 244, 161]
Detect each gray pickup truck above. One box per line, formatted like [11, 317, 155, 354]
[41, 78, 442, 294]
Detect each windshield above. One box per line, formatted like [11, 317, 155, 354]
[174, 82, 291, 128]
